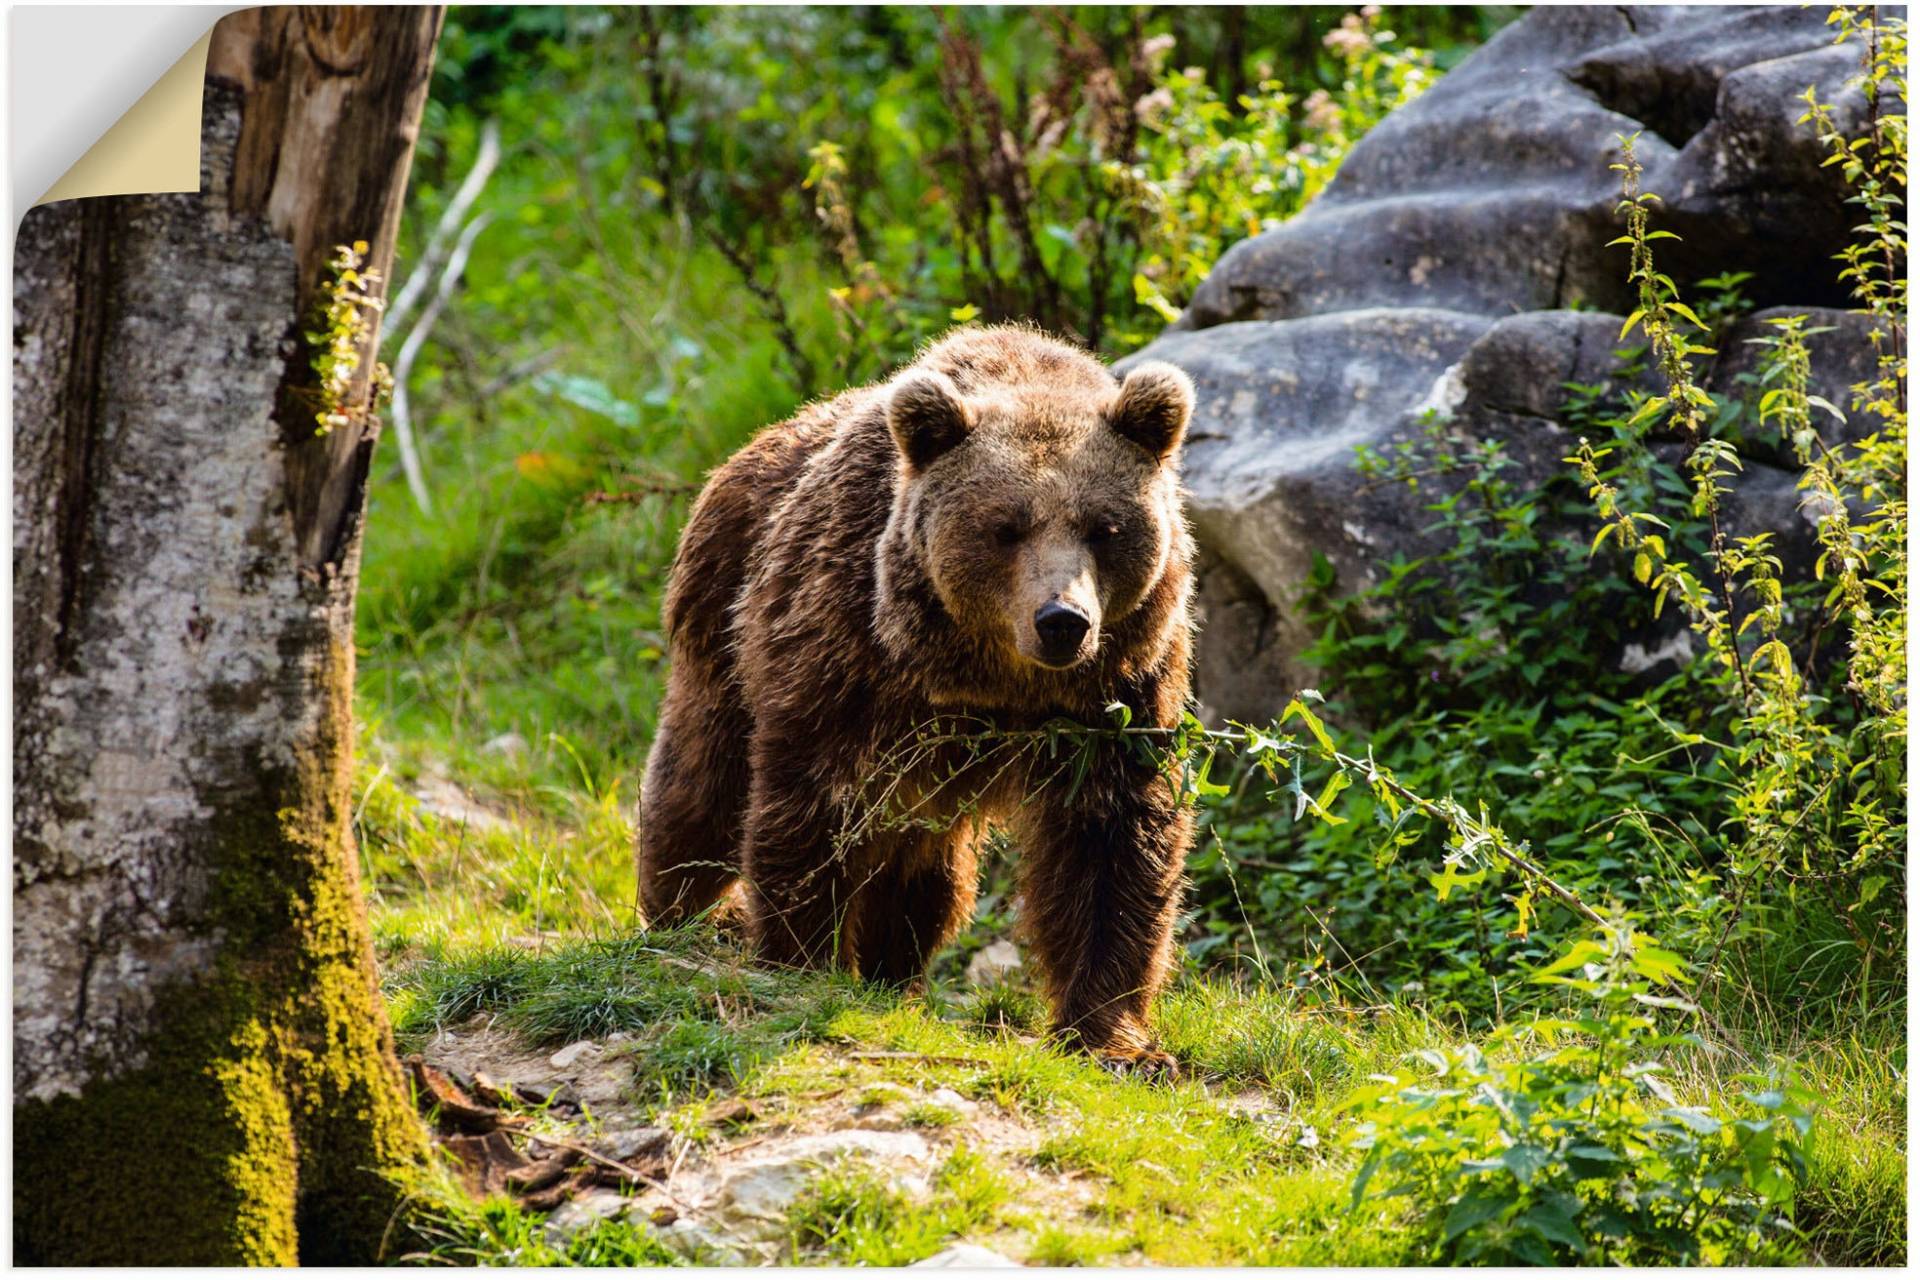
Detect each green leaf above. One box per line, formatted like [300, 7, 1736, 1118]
[1442, 1190, 1513, 1242]
[1519, 1198, 1587, 1254]
[1667, 300, 1709, 329]
[1189, 752, 1232, 800]
[1501, 1143, 1551, 1185]
[1628, 945, 1689, 985]
[1806, 394, 1847, 422]
[1311, 769, 1352, 825]
[1663, 1107, 1722, 1135]
[1429, 858, 1487, 902]
[1282, 698, 1337, 755]
[1532, 940, 1606, 980]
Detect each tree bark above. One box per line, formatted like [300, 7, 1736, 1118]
[13, 7, 443, 1264]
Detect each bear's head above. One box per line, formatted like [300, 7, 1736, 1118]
[882, 360, 1194, 675]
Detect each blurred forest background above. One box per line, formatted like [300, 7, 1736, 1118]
[355, 6, 1903, 1265]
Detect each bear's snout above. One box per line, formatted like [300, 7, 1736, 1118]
[1032, 599, 1093, 668]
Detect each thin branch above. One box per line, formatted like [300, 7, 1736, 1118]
[702, 225, 818, 394]
[388, 119, 502, 338]
[391, 212, 493, 514]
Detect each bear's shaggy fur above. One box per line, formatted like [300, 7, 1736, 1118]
[637, 326, 1197, 1069]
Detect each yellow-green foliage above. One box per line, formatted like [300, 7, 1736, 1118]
[307, 240, 390, 435]
[1129, 7, 1435, 321]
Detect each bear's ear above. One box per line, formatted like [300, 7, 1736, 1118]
[1110, 362, 1194, 462]
[887, 371, 973, 470]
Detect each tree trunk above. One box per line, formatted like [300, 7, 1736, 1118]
[14, 8, 443, 1264]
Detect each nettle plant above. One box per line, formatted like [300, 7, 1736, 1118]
[1331, 11, 1900, 1262]
[1573, 66, 1905, 985]
[1346, 923, 1814, 1265]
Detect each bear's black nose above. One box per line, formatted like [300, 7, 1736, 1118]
[1033, 601, 1091, 663]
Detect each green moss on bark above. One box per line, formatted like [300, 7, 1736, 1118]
[15, 637, 429, 1265]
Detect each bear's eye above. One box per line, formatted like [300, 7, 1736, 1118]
[994, 520, 1026, 547]
[1086, 519, 1121, 545]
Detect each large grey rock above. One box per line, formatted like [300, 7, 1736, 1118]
[1123, 5, 1883, 722]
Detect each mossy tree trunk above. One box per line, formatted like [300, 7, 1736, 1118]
[14, 8, 443, 1264]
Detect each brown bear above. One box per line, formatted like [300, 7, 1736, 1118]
[637, 325, 1196, 1071]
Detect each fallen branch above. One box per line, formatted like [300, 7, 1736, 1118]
[846, 1050, 992, 1066]
[582, 476, 702, 506]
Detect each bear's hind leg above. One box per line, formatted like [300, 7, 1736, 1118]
[849, 825, 981, 987]
[739, 769, 859, 970]
[637, 654, 750, 927]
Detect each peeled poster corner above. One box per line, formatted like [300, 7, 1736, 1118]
[12, 6, 250, 221]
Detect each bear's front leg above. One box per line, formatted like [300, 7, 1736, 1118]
[1014, 749, 1190, 1076]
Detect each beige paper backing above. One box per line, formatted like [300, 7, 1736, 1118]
[34, 26, 214, 208]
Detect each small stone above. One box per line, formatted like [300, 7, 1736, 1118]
[410, 773, 509, 831]
[482, 731, 529, 757]
[965, 940, 1023, 987]
[542, 1188, 628, 1244]
[598, 1125, 671, 1165]
[574, 1068, 628, 1110]
[651, 1218, 750, 1266]
[712, 1162, 809, 1232]
[549, 1039, 599, 1070]
[913, 1243, 1023, 1268]
[705, 1097, 758, 1129]
[927, 1087, 977, 1115]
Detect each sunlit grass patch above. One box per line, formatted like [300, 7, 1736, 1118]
[355, 760, 635, 950]
[1669, 1019, 1908, 1266]
[384, 923, 896, 1095]
[783, 1146, 1011, 1266]
[1151, 974, 1445, 1101]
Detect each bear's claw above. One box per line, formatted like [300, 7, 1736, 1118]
[1096, 1047, 1180, 1082]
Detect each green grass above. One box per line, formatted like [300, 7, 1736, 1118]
[384, 922, 893, 1094]
[686, 965, 1428, 1264]
[783, 1147, 1010, 1266]
[373, 910, 1437, 1264]
[366, 785, 1904, 1266]
[1669, 1017, 1909, 1266]
[397, 1167, 684, 1266]
[355, 761, 637, 954]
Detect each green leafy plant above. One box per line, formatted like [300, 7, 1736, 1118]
[799, 8, 1439, 373]
[1346, 923, 1815, 1264]
[1568, 23, 1907, 994]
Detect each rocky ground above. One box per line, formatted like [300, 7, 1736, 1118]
[403, 973, 1291, 1267]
